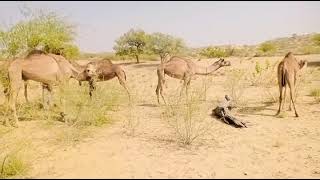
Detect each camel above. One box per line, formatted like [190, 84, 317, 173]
[156, 56, 231, 104]
[6, 50, 96, 127]
[72, 58, 130, 99]
[276, 52, 307, 117]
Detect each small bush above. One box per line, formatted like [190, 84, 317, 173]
[225, 69, 248, 106]
[161, 80, 213, 146]
[0, 152, 30, 178]
[310, 88, 320, 103]
[56, 81, 123, 128]
[258, 42, 277, 56]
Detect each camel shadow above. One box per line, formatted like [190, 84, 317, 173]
[132, 63, 159, 69]
[307, 61, 320, 67]
[237, 102, 277, 117]
[117, 62, 137, 66]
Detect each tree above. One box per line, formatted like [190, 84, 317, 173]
[199, 46, 228, 58]
[113, 29, 148, 63]
[0, 9, 79, 59]
[258, 42, 276, 55]
[147, 32, 186, 63]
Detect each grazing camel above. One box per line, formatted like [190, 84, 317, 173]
[6, 50, 95, 127]
[156, 56, 231, 104]
[22, 51, 87, 103]
[276, 52, 307, 117]
[74, 58, 130, 99]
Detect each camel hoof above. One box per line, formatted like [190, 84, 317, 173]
[295, 113, 299, 117]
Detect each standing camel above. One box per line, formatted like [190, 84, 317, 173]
[73, 58, 130, 99]
[156, 56, 231, 104]
[22, 52, 86, 103]
[276, 52, 307, 117]
[6, 50, 95, 127]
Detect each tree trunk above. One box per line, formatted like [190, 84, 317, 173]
[212, 95, 247, 128]
[135, 55, 140, 64]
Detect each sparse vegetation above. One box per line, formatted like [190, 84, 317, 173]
[0, 153, 30, 178]
[258, 42, 277, 56]
[313, 34, 320, 46]
[199, 46, 230, 58]
[310, 88, 320, 103]
[246, 59, 278, 103]
[161, 79, 214, 146]
[225, 69, 248, 107]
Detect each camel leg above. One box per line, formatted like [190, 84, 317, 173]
[156, 83, 161, 104]
[287, 77, 299, 117]
[160, 83, 167, 105]
[288, 98, 292, 111]
[156, 67, 166, 104]
[47, 85, 53, 108]
[42, 84, 53, 110]
[24, 81, 29, 103]
[180, 74, 191, 99]
[281, 85, 287, 111]
[8, 87, 20, 127]
[117, 73, 131, 101]
[89, 80, 96, 98]
[276, 84, 284, 116]
[7, 61, 22, 127]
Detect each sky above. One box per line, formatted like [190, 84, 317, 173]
[0, 1, 320, 53]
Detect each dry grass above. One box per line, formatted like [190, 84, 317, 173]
[310, 88, 320, 103]
[225, 69, 248, 107]
[161, 79, 213, 146]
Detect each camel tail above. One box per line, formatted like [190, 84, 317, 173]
[281, 68, 286, 87]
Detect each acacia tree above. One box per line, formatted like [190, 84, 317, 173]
[147, 32, 186, 63]
[0, 9, 79, 59]
[113, 29, 148, 63]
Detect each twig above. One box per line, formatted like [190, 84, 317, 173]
[1, 155, 8, 177]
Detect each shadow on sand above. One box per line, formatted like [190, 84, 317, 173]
[237, 102, 277, 117]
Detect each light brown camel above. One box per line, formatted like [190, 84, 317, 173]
[6, 50, 95, 127]
[156, 56, 231, 104]
[276, 52, 307, 117]
[73, 58, 130, 99]
[22, 51, 88, 103]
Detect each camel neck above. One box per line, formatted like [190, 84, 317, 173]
[195, 64, 221, 75]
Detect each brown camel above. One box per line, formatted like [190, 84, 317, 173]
[6, 50, 95, 127]
[156, 56, 231, 104]
[276, 52, 307, 117]
[73, 58, 130, 99]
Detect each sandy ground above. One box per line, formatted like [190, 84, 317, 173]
[1, 55, 320, 178]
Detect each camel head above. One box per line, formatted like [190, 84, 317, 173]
[298, 59, 307, 69]
[213, 58, 231, 67]
[84, 63, 97, 78]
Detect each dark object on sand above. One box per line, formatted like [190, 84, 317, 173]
[212, 95, 247, 128]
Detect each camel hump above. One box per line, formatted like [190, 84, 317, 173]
[284, 52, 294, 58]
[101, 58, 113, 64]
[26, 49, 47, 58]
